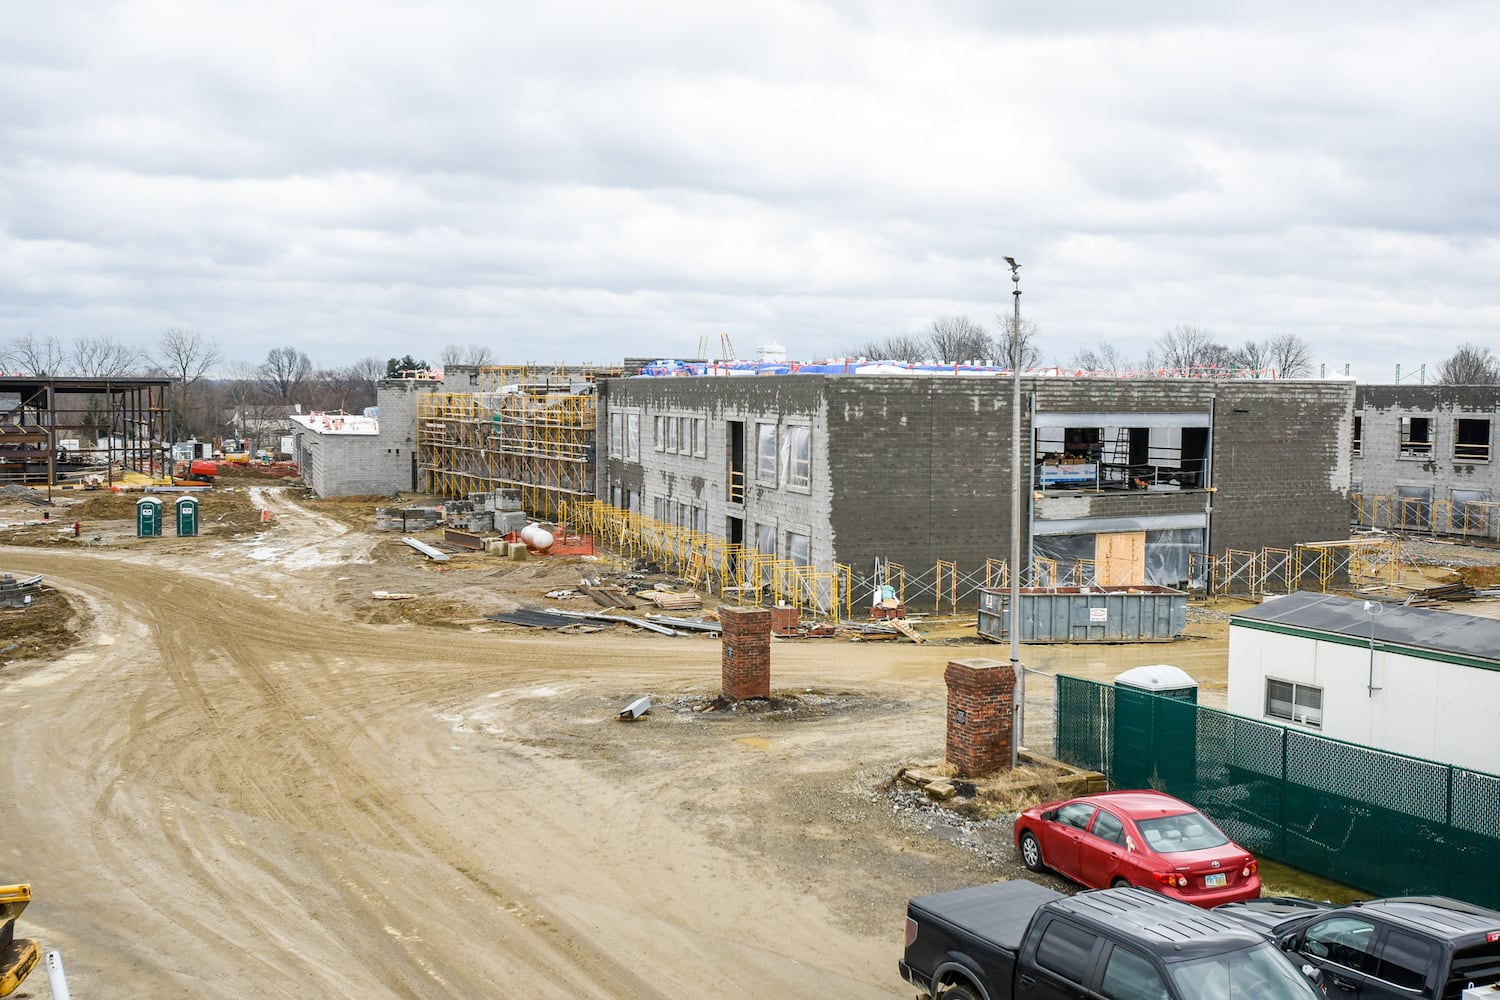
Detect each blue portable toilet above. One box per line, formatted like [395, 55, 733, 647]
[136, 496, 163, 537]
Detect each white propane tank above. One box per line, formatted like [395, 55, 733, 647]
[520, 523, 540, 546]
[531, 528, 555, 552]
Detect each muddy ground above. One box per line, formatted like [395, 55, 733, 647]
[2, 486, 1497, 998]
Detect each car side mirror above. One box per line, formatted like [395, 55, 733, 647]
[1041, 809, 1057, 822]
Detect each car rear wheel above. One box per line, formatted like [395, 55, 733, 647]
[1019, 831, 1045, 872]
[1111, 877, 1131, 888]
[941, 985, 980, 1000]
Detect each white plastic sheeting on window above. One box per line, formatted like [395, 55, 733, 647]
[779, 425, 811, 489]
[1144, 528, 1204, 589]
[1032, 529, 1204, 589]
[626, 413, 640, 460]
[785, 530, 810, 567]
[757, 423, 777, 484]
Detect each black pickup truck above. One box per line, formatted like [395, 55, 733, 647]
[901, 879, 1325, 1000]
[1217, 895, 1500, 1000]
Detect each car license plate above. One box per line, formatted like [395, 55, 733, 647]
[1205, 873, 1228, 888]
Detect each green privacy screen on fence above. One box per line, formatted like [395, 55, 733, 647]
[1054, 674, 1500, 908]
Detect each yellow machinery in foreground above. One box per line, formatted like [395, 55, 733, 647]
[0, 884, 39, 997]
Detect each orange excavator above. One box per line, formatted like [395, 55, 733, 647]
[0, 884, 39, 997]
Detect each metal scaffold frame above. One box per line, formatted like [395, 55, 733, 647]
[417, 379, 597, 521]
[1352, 491, 1500, 541]
[1188, 537, 1405, 598]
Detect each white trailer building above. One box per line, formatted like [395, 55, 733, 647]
[1228, 591, 1500, 774]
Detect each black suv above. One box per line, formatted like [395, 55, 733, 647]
[1218, 895, 1500, 1000]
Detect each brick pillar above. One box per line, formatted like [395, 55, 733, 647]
[721, 606, 772, 700]
[944, 658, 1016, 778]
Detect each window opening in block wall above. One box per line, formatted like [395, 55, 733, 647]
[1454, 418, 1491, 462]
[1352, 414, 1362, 455]
[1399, 416, 1432, 457]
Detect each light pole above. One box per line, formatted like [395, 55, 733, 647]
[1363, 600, 1383, 696]
[1005, 256, 1024, 768]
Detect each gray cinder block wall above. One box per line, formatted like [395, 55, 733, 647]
[1353, 385, 1500, 501]
[292, 378, 441, 497]
[597, 374, 1354, 586]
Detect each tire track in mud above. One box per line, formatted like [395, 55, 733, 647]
[9, 550, 687, 997]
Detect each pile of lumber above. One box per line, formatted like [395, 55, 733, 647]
[635, 589, 702, 611]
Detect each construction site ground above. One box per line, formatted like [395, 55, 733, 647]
[3, 484, 1498, 998]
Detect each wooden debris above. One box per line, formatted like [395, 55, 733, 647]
[371, 591, 418, 600]
[888, 619, 925, 643]
[635, 589, 703, 611]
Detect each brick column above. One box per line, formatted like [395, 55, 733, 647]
[770, 604, 799, 636]
[944, 658, 1016, 778]
[721, 606, 772, 700]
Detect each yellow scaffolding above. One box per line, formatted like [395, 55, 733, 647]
[558, 500, 853, 618]
[417, 381, 597, 521]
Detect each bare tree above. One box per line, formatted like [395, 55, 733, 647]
[841, 333, 930, 361]
[258, 346, 313, 403]
[311, 366, 377, 413]
[2, 333, 66, 375]
[153, 328, 221, 384]
[1435, 343, 1500, 384]
[439, 344, 496, 367]
[1229, 340, 1274, 373]
[997, 314, 1042, 370]
[926, 315, 994, 363]
[1155, 325, 1231, 372]
[350, 356, 385, 390]
[70, 335, 141, 377]
[1070, 342, 1134, 373]
[151, 328, 222, 440]
[1265, 333, 1314, 377]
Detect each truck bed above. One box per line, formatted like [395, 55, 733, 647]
[908, 880, 1063, 952]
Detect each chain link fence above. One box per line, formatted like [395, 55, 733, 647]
[1055, 675, 1500, 907]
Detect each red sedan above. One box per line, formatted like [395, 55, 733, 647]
[1013, 790, 1261, 907]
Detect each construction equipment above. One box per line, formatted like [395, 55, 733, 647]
[173, 458, 218, 485]
[720, 331, 736, 362]
[0, 884, 39, 997]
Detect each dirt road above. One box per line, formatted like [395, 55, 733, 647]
[2, 490, 1028, 997]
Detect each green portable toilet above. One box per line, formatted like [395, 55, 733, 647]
[175, 495, 200, 536]
[135, 496, 163, 537]
[1111, 665, 1199, 796]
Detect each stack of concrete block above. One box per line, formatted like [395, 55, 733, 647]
[494, 510, 528, 535]
[444, 498, 494, 533]
[375, 506, 442, 532]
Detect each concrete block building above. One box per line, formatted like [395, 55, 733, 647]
[595, 374, 1355, 593]
[290, 377, 441, 497]
[1351, 385, 1500, 538]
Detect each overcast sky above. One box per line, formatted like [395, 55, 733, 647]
[3, 1, 1496, 381]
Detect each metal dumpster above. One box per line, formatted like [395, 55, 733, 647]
[977, 585, 1188, 643]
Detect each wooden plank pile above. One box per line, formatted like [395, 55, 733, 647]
[635, 589, 703, 611]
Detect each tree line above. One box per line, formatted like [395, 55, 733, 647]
[845, 318, 1499, 384]
[0, 332, 498, 446]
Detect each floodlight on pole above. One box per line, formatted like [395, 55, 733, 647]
[1007, 257, 1024, 768]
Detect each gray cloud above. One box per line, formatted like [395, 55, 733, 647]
[1, 0, 1496, 380]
